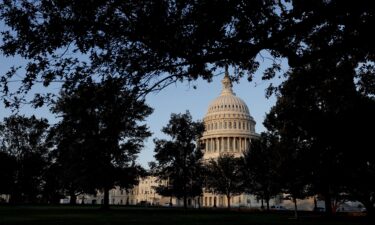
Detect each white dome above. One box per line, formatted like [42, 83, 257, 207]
[206, 95, 250, 116]
[201, 70, 258, 160]
[204, 72, 253, 120]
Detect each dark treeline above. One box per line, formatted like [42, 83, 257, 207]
[0, 79, 152, 210]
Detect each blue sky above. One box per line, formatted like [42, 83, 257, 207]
[0, 48, 286, 167]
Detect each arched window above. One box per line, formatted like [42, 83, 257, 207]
[233, 122, 237, 129]
[228, 122, 232, 129]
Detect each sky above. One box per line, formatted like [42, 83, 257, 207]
[0, 49, 286, 168]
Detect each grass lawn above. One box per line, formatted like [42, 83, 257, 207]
[0, 205, 368, 225]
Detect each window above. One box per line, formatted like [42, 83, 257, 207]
[224, 122, 227, 129]
[233, 122, 236, 129]
[228, 122, 232, 129]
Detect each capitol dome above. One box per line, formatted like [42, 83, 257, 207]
[201, 69, 258, 159]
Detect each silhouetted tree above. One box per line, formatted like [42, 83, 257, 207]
[0, 151, 17, 197]
[0, 115, 51, 203]
[40, 161, 64, 204]
[52, 77, 152, 209]
[243, 133, 281, 211]
[1, 1, 375, 113]
[265, 56, 375, 217]
[151, 111, 204, 209]
[205, 154, 244, 209]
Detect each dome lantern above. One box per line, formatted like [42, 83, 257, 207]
[221, 65, 234, 96]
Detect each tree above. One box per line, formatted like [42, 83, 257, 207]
[205, 154, 244, 209]
[0, 0, 278, 108]
[0, 151, 17, 197]
[265, 56, 375, 217]
[243, 133, 281, 211]
[276, 138, 311, 219]
[0, 115, 51, 203]
[52, 77, 152, 209]
[151, 111, 204, 209]
[1, 1, 375, 109]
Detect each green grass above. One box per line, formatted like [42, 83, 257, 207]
[0, 205, 367, 225]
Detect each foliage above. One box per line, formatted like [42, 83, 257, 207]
[0, 151, 17, 195]
[151, 111, 204, 209]
[265, 57, 375, 216]
[1, 1, 375, 107]
[51, 77, 152, 208]
[243, 133, 281, 210]
[0, 115, 51, 203]
[205, 154, 244, 208]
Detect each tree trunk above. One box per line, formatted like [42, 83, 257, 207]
[102, 187, 110, 210]
[266, 198, 270, 211]
[261, 198, 264, 210]
[313, 196, 318, 211]
[293, 197, 298, 219]
[197, 196, 201, 209]
[183, 194, 187, 210]
[69, 190, 76, 205]
[363, 202, 375, 222]
[323, 190, 332, 217]
[227, 195, 231, 209]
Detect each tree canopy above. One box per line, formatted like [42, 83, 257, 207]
[52, 77, 152, 208]
[0, 115, 51, 203]
[243, 133, 281, 211]
[151, 111, 204, 209]
[205, 154, 244, 209]
[1, 0, 374, 108]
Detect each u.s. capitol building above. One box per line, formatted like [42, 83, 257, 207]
[81, 71, 318, 210]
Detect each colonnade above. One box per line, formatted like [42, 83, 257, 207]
[203, 137, 250, 153]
